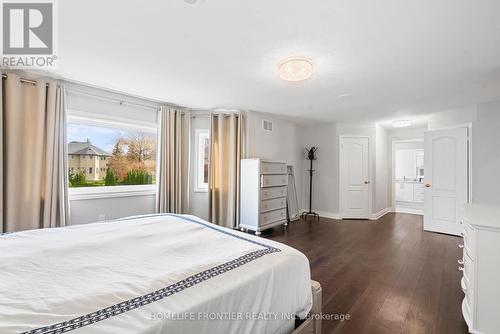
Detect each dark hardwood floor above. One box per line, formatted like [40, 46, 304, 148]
[262, 213, 468, 334]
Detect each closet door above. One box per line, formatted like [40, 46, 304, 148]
[340, 137, 370, 219]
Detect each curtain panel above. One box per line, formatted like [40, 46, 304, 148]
[208, 112, 242, 229]
[156, 106, 191, 214]
[1, 72, 69, 233]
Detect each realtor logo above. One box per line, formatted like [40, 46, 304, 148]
[1, 0, 57, 68]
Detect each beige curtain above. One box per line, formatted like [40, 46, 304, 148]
[1, 72, 69, 233]
[156, 106, 191, 213]
[209, 112, 242, 229]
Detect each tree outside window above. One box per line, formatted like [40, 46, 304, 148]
[67, 123, 157, 188]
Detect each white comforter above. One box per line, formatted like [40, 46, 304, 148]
[0, 214, 312, 334]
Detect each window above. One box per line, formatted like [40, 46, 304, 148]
[194, 129, 209, 192]
[67, 123, 157, 188]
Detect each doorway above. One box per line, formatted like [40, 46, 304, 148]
[392, 139, 425, 215]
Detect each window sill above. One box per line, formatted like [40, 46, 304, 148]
[193, 187, 209, 193]
[69, 185, 156, 201]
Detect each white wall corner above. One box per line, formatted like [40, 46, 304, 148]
[369, 207, 391, 220]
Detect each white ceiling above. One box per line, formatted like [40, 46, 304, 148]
[56, 0, 500, 123]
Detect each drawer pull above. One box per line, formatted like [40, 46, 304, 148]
[459, 266, 464, 271]
[458, 244, 464, 249]
[458, 259, 464, 265]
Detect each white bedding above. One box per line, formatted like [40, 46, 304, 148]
[0, 214, 312, 334]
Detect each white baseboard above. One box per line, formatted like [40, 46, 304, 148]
[369, 207, 392, 220]
[299, 208, 391, 221]
[394, 207, 424, 215]
[299, 209, 341, 220]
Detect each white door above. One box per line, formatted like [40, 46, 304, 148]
[424, 127, 468, 236]
[341, 137, 370, 218]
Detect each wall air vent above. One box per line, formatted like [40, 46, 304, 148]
[263, 120, 273, 132]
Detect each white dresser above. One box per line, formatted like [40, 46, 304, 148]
[461, 204, 500, 334]
[240, 159, 288, 235]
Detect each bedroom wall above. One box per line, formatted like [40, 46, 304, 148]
[70, 195, 156, 225]
[246, 111, 304, 210]
[301, 123, 339, 216]
[472, 100, 500, 205]
[427, 106, 477, 130]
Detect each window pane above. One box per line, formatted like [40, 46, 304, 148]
[67, 123, 157, 187]
[203, 136, 209, 184]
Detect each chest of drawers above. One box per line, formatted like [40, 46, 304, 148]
[240, 159, 288, 235]
[461, 204, 500, 334]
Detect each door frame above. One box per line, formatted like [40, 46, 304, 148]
[339, 135, 372, 219]
[391, 138, 424, 212]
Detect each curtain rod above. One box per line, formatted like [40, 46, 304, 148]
[2, 73, 49, 87]
[66, 87, 161, 111]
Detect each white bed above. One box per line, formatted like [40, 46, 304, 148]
[0, 214, 314, 334]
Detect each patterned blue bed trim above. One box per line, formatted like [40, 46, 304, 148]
[20, 214, 281, 334]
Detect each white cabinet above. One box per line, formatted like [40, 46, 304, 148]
[413, 183, 425, 203]
[240, 159, 288, 235]
[395, 182, 425, 203]
[394, 181, 425, 215]
[402, 183, 414, 202]
[461, 204, 500, 334]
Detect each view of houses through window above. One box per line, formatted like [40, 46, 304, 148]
[67, 123, 157, 188]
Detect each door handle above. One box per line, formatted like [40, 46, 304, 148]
[425, 184, 431, 188]
[364, 181, 370, 184]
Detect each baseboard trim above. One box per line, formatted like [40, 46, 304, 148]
[300, 210, 341, 220]
[369, 207, 392, 220]
[394, 207, 424, 216]
[299, 208, 392, 221]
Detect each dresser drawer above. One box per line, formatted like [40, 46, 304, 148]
[261, 197, 286, 213]
[260, 208, 286, 226]
[261, 174, 288, 187]
[261, 186, 287, 200]
[261, 162, 287, 174]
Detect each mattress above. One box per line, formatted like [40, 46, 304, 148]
[0, 214, 312, 334]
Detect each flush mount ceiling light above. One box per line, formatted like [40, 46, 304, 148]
[392, 120, 413, 128]
[278, 57, 313, 82]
